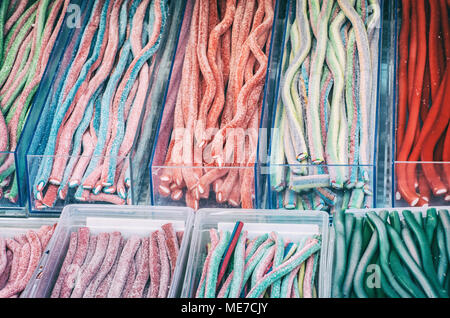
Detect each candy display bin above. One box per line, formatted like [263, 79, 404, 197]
[390, 0, 450, 208]
[265, 0, 387, 213]
[0, 0, 86, 215]
[21, 205, 195, 298]
[181, 209, 331, 298]
[149, 0, 289, 211]
[328, 207, 449, 298]
[24, 0, 187, 214]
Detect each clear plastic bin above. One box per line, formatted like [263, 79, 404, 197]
[22, 205, 195, 298]
[181, 209, 331, 298]
[328, 206, 450, 298]
[0, 0, 85, 213]
[25, 0, 187, 214]
[390, 1, 450, 208]
[149, 0, 289, 210]
[266, 0, 387, 212]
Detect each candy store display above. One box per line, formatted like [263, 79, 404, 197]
[25, 0, 181, 212]
[22, 205, 194, 298]
[394, 0, 450, 208]
[269, 0, 382, 213]
[181, 209, 330, 298]
[0, 0, 71, 207]
[0, 218, 57, 298]
[331, 207, 450, 298]
[150, 0, 281, 211]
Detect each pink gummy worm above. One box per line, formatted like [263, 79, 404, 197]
[59, 227, 90, 298]
[0, 250, 13, 290]
[148, 231, 161, 298]
[120, 254, 137, 298]
[82, 231, 121, 298]
[69, 130, 96, 187]
[0, 238, 7, 277]
[51, 232, 78, 298]
[93, 236, 125, 298]
[161, 223, 179, 278]
[107, 236, 141, 298]
[127, 237, 150, 298]
[156, 230, 170, 298]
[0, 110, 7, 152]
[195, 228, 219, 298]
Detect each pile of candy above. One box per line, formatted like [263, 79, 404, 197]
[332, 208, 450, 298]
[395, 0, 450, 206]
[0, 0, 70, 203]
[50, 223, 184, 298]
[30, 0, 168, 209]
[0, 224, 56, 298]
[157, 0, 275, 210]
[195, 222, 322, 298]
[270, 0, 381, 212]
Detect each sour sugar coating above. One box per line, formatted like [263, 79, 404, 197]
[0, 251, 13, 290]
[71, 233, 110, 298]
[94, 236, 124, 298]
[107, 236, 141, 298]
[148, 230, 161, 298]
[83, 231, 122, 298]
[51, 232, 78, 298]
[161, 223, 179, 277]
[59, 227, 90, 298]
[127, 237, 150, 298]
[156, 230, 171, 298]
[121, 254, 137, 298]
[0, 238, 7, 277]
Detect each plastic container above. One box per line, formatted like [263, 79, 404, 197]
[266, 0, 386, 212]
[181, 209, 331, 298]
[149, 0, 289, 210]
[0, 217, 59, 298]
[0, 0, 85, 214]
[390, 0, 450, 208]
[25, 0, 187, 214]
[22, 204, 195, 298]
[328, 206, 449, 298]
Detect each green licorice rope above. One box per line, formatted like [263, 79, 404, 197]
[403, 211, 448, 298]
[341, 216, 363, 297]
[366, 212, 411, 298]
[385, 223, 439, 298]
[425, 208, 438, 246]
[353, 229, 377, 298]
[389, 250, 426, 298]
[438, 209, 450, 263]
[332, 209, 346, 297]
[0, 0, 8, 69]
[204, 231, 231, 298]
[436, 222, 448, 287]
[344, 210, 355, 250]
[401, 220, 422, 268]
[0, 10, 36, 90]
[389, 211, 402, 233]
